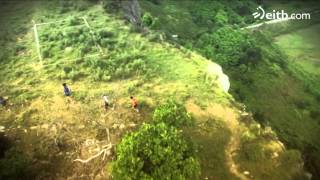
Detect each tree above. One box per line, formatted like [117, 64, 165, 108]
[112, 123, 200, 180]
[196, 26, 261, 67]
[153, 100, 193, 127]
[214, 9, 229, 26]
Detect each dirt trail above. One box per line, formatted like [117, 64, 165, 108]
[186, 101, 248, 180]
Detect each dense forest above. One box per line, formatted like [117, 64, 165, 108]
[0, 0, 319, 179]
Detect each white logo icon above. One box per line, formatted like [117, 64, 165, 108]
[252, 6, 310, 20]
[252, 6, 265, 19]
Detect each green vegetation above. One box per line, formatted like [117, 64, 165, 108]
[195, 27, 262, 67]
[153, 100, 192, 127]
[113, 122, 200, 179]
[0, 0, 319, 179]
[141, 0, 320, 178]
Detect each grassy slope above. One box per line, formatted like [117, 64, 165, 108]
[0, 1, 305, 179]
[141, 0, 320, 178]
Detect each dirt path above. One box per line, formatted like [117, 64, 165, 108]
[224, 116, 248, 180]
[186, 101, 248, 179]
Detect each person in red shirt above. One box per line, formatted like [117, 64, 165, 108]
[130, 96, 139, 112]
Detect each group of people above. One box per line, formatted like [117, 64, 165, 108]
[1, 83, 140, 113]
[63, 83, 139, 112]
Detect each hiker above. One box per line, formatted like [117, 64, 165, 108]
[103, 95, 110, 111]
[62, 83, 71, 96]
[0, 96, 6, 106]
[130, 96, 139, 112]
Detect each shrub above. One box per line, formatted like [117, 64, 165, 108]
[153, 100, 193, 127]
[98, 29, 114, 38]
[63, 66, 72, 74]
[142, 12, 155, 27]
[112, 123, 200, 180]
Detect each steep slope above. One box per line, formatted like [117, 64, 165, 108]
[140, 0, 320, 178]
[0, 1, 306, 179]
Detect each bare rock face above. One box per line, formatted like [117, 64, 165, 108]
[103, 0, 142, 27]
[121, 0, 142, 27]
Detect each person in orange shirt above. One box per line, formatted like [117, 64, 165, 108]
[130, 96, 139, 112]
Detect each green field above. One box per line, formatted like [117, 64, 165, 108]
[275, 24, 320, 75]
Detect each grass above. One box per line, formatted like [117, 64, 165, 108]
[0, 0, 308, 179]
[141, 0, 320, 178]
[275, 24, 320, 76]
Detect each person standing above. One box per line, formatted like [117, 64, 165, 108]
[62, 83, 71, 96]
[0, 96, 6, 106]
[130, 96, 139, 112]
[103, 95, 110, 111]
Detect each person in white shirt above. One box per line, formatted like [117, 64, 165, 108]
[103, 95, 110, 111]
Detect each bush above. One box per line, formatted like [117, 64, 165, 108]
[153, 100, 193, 127]
[142, 12, 155, 27]
[63, 66, 72, 74]
[98, 29, 114, 38]
[112, 123, 200, 180]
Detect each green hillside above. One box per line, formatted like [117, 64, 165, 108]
[0, 0, 318, 179]
[141, 0, 320, 179]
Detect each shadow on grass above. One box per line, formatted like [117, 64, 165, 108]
[185, 119, 238, 180]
